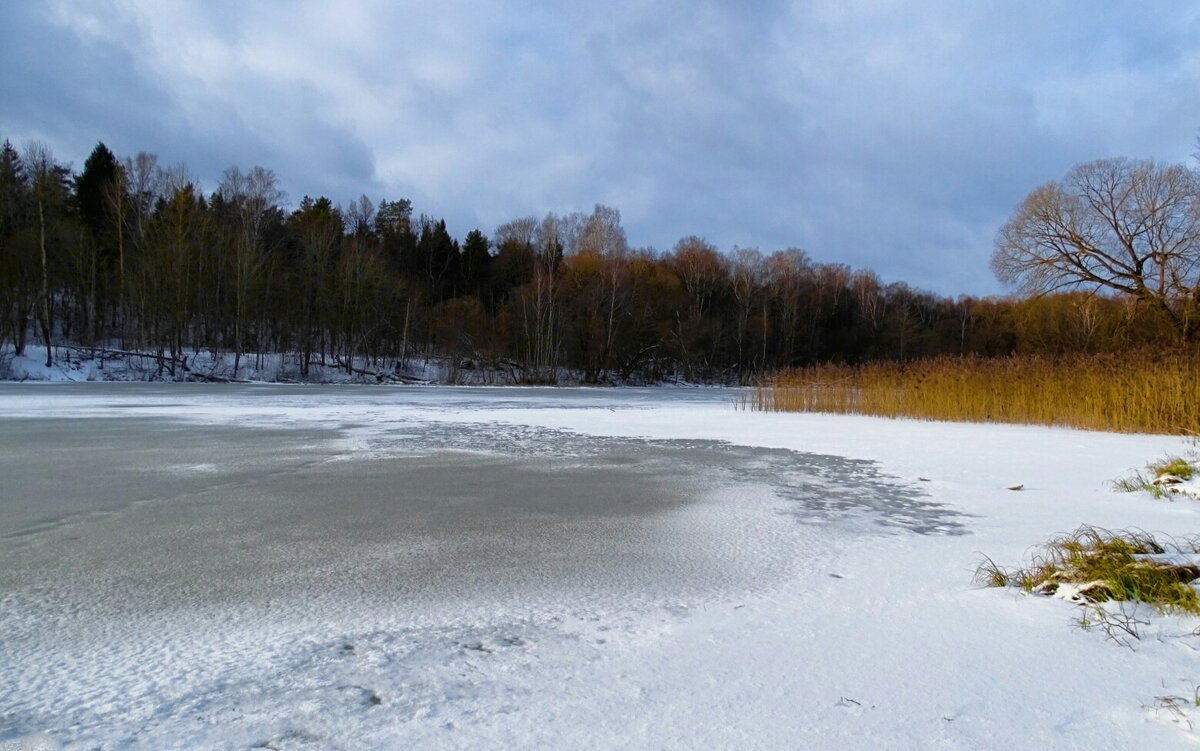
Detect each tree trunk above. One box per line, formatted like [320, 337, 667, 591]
[38, 199, 52, 367]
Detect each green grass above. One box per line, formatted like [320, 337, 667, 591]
[1113, 454, 1198, 498]
[975, 526, 1200, 614]
[1154, 457, 1196, 481]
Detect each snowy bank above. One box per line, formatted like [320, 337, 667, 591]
[0, 345, 719, 387]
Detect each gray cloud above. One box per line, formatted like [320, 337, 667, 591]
[3, 0, 1199, 295]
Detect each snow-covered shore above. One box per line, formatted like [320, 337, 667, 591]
[1, 385, 1198, 749]
[0, 345, 697, 386]
[0, 344, 496, 385]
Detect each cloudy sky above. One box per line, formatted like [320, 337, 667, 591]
[3, 1, 1199, 295]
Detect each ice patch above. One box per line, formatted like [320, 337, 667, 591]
[2, 384, 1199, 748]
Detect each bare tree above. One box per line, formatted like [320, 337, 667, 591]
[23, 142, 67, 366]
[729, 246, 764, 373]
[993, 158, 1200, 338]
[766, 248, 812, 365]
[101, 165, 130, 346]
[494, 216, 537, 249]
[669, 237, 728, 378]
[145, 183, 205, 368]
[345, 194, 375, 238]
[520, 212, 566, 379]
[579, 205, 629, 378]
[672, 236, 726, 319]
[578, 204, 626, 257]
[218, 165, 285, 374]
[118, 153, 165, 347]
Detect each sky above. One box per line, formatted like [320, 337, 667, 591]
[3, 1, 1199, 296]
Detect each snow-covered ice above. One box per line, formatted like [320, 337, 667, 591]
[1, 384, 1198, 749]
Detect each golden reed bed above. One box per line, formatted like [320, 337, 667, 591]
[747, 352, 1200, 434]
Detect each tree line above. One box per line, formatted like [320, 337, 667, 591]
[0, 138, 1192, 383]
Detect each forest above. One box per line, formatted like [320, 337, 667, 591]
[0, 138, 1193, 383]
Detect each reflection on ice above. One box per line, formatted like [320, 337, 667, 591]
[365, 419, 966, 536]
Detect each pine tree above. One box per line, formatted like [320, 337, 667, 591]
[0, 140, 29, 353]
[74, 142, 122, 342]
[461, 228, 490, 300]
[75, 142, 119, 242]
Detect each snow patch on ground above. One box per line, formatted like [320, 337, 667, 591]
[1, 345, 436, 384]
[0, 345, 711, 386]
[1158, 477, 1200, 501]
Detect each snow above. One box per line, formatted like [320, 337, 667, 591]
[1137, 553, 1200, 567]
[1156, 475, 1200, 501]
[0, 345, 682, 386]
[1, 384, 1199, 749]
[1, 345, 442, 384]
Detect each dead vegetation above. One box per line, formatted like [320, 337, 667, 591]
[748, 352, 1200, 435]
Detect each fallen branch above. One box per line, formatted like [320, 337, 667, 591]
[185, 370, 253, 384]
[62, 344, 189, 376]
[333, 356, 414, 384]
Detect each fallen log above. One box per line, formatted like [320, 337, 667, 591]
[62, 344, 189, 374]
[333, 356, 410, 383]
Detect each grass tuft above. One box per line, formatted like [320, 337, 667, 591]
[1113, 454, 1199, 498]
[1111, 471, 1159, 496]
[1153, 457, 1196, 481]
[748, 352, 1200, 434]
[973, 556, 1012, 589]
[977, 526, 1200, 615]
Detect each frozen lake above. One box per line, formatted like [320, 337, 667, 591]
[1, 385, 1197, 749]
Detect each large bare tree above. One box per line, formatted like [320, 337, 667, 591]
[23, 142, 69, 366]
[218, 165, 285, 374]
[993, 158, 1200, 338]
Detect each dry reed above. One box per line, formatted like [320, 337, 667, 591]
[748, 352, 1200, 434]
